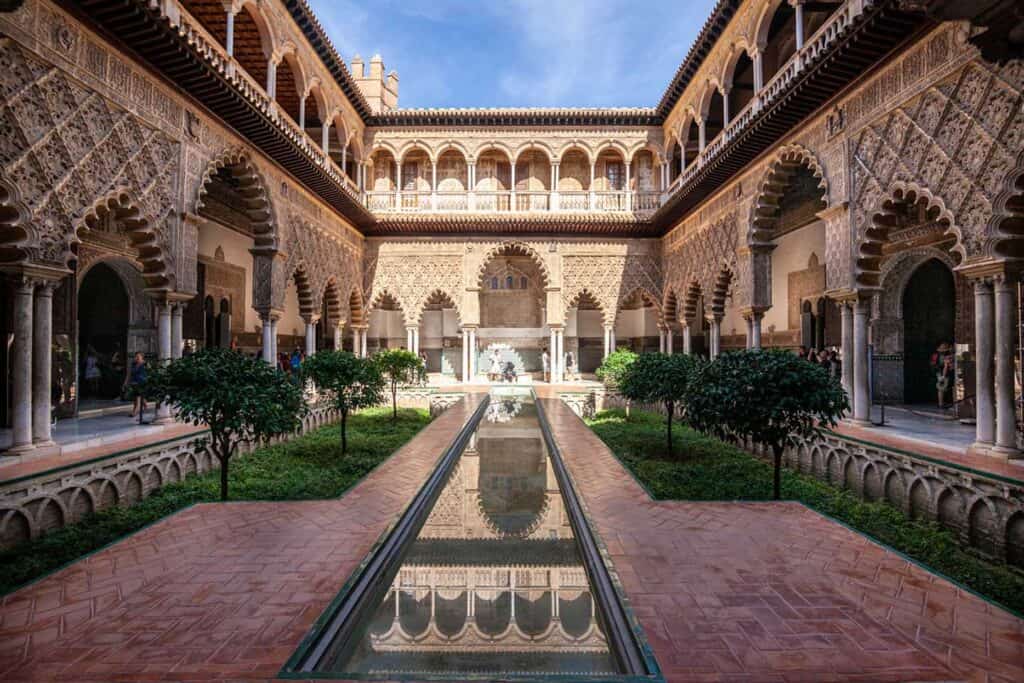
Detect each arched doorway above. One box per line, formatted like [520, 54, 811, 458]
[901, 258, 955, 404]
[78, 263, 130, 404]
[478, 245, 548, 378]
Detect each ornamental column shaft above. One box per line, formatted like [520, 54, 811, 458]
[10, 279, 33, 452]
[603, 326, 611, 359]
[305, 321, 316, 357]
[361, 328, 367, 358]
[262, 315, 275, 365]
[852, 297, 871, 424]
[32, 281, 55, 446]
[352, 327, 359, 357]
[155, 302, 173, 423]
[666, 329, 673, 354]
[682, 323, 691, 354]
[973, 280, 995, 450]
[171, 304, 183, 359]
[709, 316, 721, 359]
[994, 278, 1019, 455]
[840, 302, 854, 408]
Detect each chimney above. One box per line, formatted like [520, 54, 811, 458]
[351, 53, 398, 113]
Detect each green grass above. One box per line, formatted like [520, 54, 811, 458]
[586, 408, 1024, 616]
[0, 407, 430, 596]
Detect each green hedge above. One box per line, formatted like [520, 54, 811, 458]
[586, 408, 1024, 616]
[0, 407, 430, 596]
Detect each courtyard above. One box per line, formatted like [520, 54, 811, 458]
[3, 0, 1024, 679]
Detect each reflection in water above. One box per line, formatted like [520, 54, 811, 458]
[328, 390, 616, 676]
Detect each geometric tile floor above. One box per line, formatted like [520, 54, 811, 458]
[0, 392, 1020, 682]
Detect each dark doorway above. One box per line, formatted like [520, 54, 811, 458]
[78, 263, 130, 402]
[902, 259, 955, 404]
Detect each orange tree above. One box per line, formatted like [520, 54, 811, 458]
[686, 349, 848, 500]
[142, 347, 305, 500]
[617, 352, 705, 458]
[302, 350, 384, 453]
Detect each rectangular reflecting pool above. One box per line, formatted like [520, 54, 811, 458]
[291, 389, 656, 680]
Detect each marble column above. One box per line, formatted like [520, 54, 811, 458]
[603, 325, 612, 358]
[270, 317, 279, 361]
[9, 278, 33, 452]
[973, 280, 995, 451]
[155, 301, 173, 424]
[556, 329, 565, 383]
[751, 311, 763, 350]
[406, 326, 415, 351]
[462, 329, 469, 382]
[851, 297, 871, 425]
[413, 328, 420, 357]
[32, 281, 55, 446]
[171, 304, 183, 359]
[360, 328, 367, 358]
[333, 324, 343, 351]
[667, 329, 674, 355]
[305, 321, 316, 357]
[658, 328, 665, 354]
[709, 316, 721, 359]
[609, 328, 616, 354]
[262, 314, 275, 365]
[682, 322, 691, 354]
[993, 277, 1019, 455]
[840, 301, 854, 408]
[352, 327, 360, 356]
[745, 315, 754, 350]
[468, 328, 477, 379]
[550, 328, 558, 380]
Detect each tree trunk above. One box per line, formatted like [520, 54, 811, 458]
[341, 410, 348, 454]
[391, 383, 398, 421]
[218, 455, 229, 501]
[666, 401, 674, 458]
[771, 443, 783, 501]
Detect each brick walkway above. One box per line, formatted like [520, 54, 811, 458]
[1, 391, 1022, 682]
[539, 397, 1024, 683]
[0, 395, 482, 683]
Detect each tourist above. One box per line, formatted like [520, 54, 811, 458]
[229, 336, 240, 352]
[502, 360, 517, 383]
[796, 345, 808, 358]
[84, 346, 101, 397]
[827, 349, 841, 379]
[541, 348, 550, 382]
[932, 342, 954, 409]
[278, 351, 290, 374]
[488, 348, 502, 382]
[291, 347, 302, 374]
[125, 352, 147, 423]
[565, 350, 576, 382]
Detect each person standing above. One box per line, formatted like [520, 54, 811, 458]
[125, 352, 147, 423]
[931, 342, 955, 409]
[541, 348, 550, 383]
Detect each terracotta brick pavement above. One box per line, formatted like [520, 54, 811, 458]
[539, 397, 1024, 683]
[0, 395, 482, 683]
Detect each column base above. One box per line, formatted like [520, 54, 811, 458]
[31, 439, 56, 449]
[988, 444, 1022, 460]
[6, 442, 36, 455]
[843, 418, 874, 428]
[967, 441, 994, 457]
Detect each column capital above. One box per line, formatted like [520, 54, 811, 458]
[257, 309, 283, 323]
[304, 314, 322, 325]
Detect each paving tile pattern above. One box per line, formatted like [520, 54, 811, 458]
[539, 397, 1024, 683]
[0, 395, 482, 683]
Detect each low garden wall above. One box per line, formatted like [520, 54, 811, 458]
[560, 387, 1024, 568]
[0, 391, 463, 550]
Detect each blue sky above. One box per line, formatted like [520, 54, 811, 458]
[307, 0, 717, 109]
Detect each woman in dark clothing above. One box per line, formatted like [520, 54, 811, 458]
[125, 352, 147, 422]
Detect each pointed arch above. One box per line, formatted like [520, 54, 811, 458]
[196, 149, 277, 251]
[80, 188, 173, 290]
[856, 183, 961, 289]
[662, 288, 681, 327]
[616, 287, 662, 326]
[683, 280, 704, 321]
[0, 171, 33, 266]
[320, 277, 343, 326]
[476, 242, 550, 289]
[749, 144, 830, 246]
[289, 264, 316, 320]
[369, 288, 407, 326]
[564, 288, 607, 326]
[710, 268, 734, 317]
[347, 286, 366, 326]
[416, 288, 462, 326]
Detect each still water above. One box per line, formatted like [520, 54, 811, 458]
[324, 389, 618, 676]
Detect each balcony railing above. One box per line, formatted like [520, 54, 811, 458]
[362, 188, 661, 215]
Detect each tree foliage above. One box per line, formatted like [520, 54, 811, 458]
[618, 352, 705, 458]
[141, 347, 305, 500]
[373, 349, 425, 420]
[595, 348, 638, 388]
[686, 349, 849, 499]
[302, 350, 385, 453]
